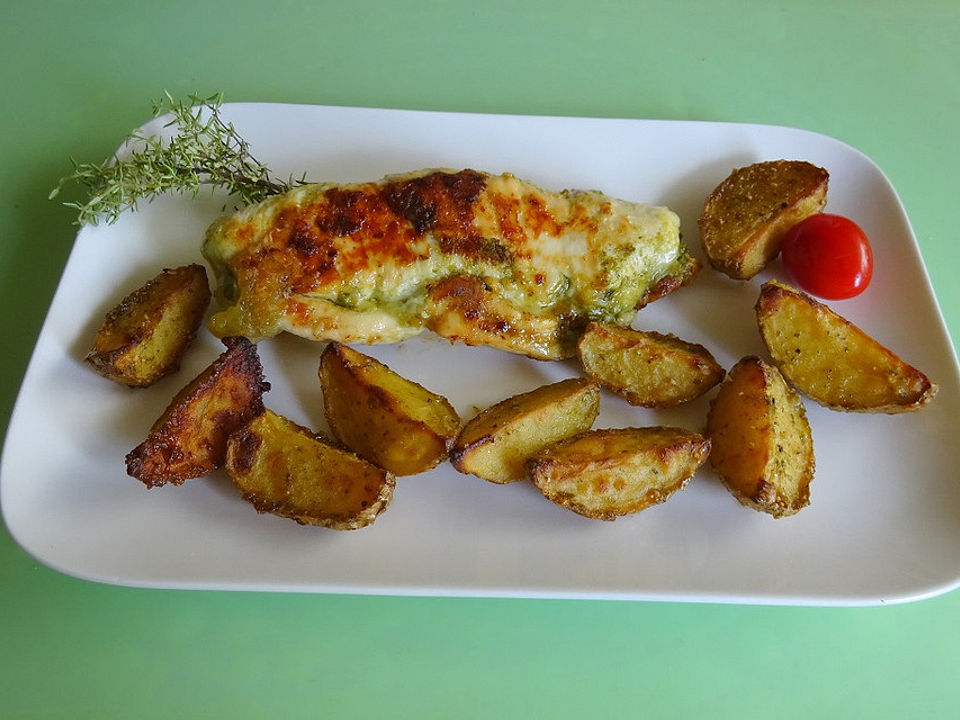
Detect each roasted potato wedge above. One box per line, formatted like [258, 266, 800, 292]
[451, 378, 600, 484]
[577, 322, 724, 407]
[126, 337, 270, 487]
[756, 280, 937, 412]
[225, 410, 394, 529]
[528, 427, 710, 520]
[706, 356, 814, 517]
[86, 264, 211, 387]
[319, 342, 461, 476]
[699, 160, 828, 279]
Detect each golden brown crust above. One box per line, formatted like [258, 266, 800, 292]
[86, 264, 210, 387]
[424, 275, 573, 360]
[203, 170, 696, 358]
[756, 280, 937, 412]
[698, 160, 828, 280]
[125, 337, 270, 487]
[275, 171, 490, 284]
[528, 427, 710, 520]
[576, 322, 724, 406]
[706, 356, 814, 517]
[635, 256, 702, 308]
[225, 410, 394, 530]
[319, 342, 460, 476]
[451, 378, 600, 484]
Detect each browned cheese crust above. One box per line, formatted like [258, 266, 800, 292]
[203, 169, 697, 360]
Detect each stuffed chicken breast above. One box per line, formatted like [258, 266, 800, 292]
[203, 169, 697, 359]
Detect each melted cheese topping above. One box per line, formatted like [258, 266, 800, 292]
[202, 169, 693, 355]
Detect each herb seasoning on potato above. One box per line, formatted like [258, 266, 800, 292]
[86, 264, 210, 387]
[577, 322, 724, 407]
[126, 336, 270, 487]
[529, 427, 710, 520]
[451, 378, 600, 484]
[319, 342, 461, 476]
[756, 280, 937, 412]
[698, 160, 828, 280]
[706, 356, 814, 518]
[225, 410, 395, 530]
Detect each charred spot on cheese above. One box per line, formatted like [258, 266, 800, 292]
[315, 188, 366, 236]
[437, 235, 512, 265]
[203, 169, 697, 359]
[383, 169, 486, 235]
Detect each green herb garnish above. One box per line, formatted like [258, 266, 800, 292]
[50, 92, 299, 226]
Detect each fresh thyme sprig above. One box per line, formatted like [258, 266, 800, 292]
[50, 92, 300, 226]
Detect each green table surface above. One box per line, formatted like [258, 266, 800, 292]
[2, 1, 958, 717]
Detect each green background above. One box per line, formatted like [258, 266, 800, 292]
[2, 1, 958, 717]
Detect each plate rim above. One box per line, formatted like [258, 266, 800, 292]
[4, 103, 960, 606]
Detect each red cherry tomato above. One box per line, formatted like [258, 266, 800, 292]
[781, 214, 873, 299]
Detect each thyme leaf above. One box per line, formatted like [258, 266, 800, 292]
[50, 92, 300, 226]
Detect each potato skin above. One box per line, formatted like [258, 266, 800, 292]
[706, 356, 814, 517]
[756, 280, 937, 412]
[698, 160, 828, 280]
[226, 410, 394, 530]
[528, 427, 710, 520]
[577, 322, 724, 407]
[451, 378, 600, 484]
[319, 342, 461, 476]
[125, 337, 270, 487]
[86, 264, 211, 387]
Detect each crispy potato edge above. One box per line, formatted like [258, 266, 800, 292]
[756, 280, 938, 413]
[698, 160, 829, 280]
[125, 336, 270, 488]
[449, 378, 600, 482]
[528, 427, 711, 521]
[226, 410, 395, 530]
[85, 264, 211, 387]
[319, 342, 461, 475]
[706, 356, 814, 518]
[576, 322, 725, 407]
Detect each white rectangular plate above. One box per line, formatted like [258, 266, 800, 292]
[4, 104, 960, 605]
